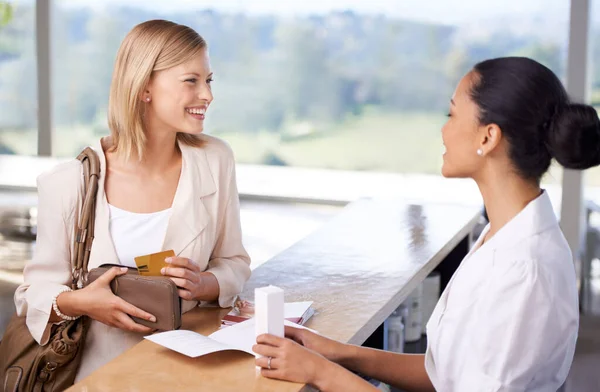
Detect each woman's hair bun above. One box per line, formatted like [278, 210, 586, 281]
[547, 103, 600, 170]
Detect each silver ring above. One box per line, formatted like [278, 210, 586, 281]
[267, 356, 272, 370]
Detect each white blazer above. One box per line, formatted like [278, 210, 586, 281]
[14, 135, 251, 381]
[425, 191, 578, 391]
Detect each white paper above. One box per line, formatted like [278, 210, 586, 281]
[284, 301, 313, 319]
[225, 301, 314, 320]
[145, 319, 319, 359]
[284, 319, 319, 334]
[209, 318, 257, 355]
[145, 330, 240, 358]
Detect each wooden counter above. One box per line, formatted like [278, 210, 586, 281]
[68, 199, 481, 392]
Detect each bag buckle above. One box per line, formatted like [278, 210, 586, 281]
[37, 362, 58, 382]
[72, 269, 81, 288]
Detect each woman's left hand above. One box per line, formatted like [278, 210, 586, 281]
[161, 257, 205, 300]
[253, 333, 328, 386]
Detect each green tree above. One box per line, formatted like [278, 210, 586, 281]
[0, 1, 12, 28]
[0, 3, 37, 129]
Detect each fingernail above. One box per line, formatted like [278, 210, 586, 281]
[150, 316, 156, 322]
[165, 258, 172, 263]
[160, 268, 166, 275]
[120, 267, 128, 272]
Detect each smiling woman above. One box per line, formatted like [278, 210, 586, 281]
[107, 20, 213, 161]
[11, 19, 251, 387]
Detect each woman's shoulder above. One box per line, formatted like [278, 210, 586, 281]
[36, 159, 83, 218]
[506, 226, 572, 268]
[492, 227, 575, 295]
[37, 159, 83, 189]
[197, 134, 234, 158]
[184, 134, 236, 170]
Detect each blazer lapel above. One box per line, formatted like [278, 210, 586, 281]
[86, 138, 217, 266]
[162, 142, 217, 256]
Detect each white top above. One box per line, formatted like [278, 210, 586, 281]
[425, 191, 578, 391]
[108, 204, 172, 268]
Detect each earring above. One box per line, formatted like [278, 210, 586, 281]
[476, 148, 483, 156]
[145, 97, 151, 102]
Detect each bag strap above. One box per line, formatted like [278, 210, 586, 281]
[71, 147, 100, 289]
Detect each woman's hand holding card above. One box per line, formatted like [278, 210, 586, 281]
[161, 257, 207, 301]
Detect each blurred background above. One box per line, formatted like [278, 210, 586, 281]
[0, 1, 599, 390]
[0, 0, 582, 175]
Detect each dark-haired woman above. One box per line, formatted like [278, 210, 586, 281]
[252, 57, 597, 391]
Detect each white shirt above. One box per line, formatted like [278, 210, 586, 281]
[108, 204, 172, 268]
[425, 191, 578, 391]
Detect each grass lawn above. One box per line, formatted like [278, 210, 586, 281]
[215, 111, 446, 173]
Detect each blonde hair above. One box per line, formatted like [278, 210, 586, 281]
[107, 20, 207, 160]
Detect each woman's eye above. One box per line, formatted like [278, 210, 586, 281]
[185, 78, 197, 84]
[207, 78, 214, 84]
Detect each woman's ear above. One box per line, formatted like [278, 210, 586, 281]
[478, 123, 502, 156]
[141, 88, 151, 103]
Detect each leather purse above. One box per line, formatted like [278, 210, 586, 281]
[0, 147, 183, 392]
[86, 264, 182, 331]
[0, 147, 99, 392]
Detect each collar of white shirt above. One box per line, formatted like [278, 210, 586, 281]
[480, 189, 558, 252]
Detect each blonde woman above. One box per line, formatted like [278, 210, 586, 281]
[14, 19, 251, 381]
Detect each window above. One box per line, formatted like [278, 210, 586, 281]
[0, 0, 37, 156]
[585, 0, 600, 202]
[48, 1, 568, 179]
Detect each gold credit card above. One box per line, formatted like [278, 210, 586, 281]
[134, 249, 175, 276]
